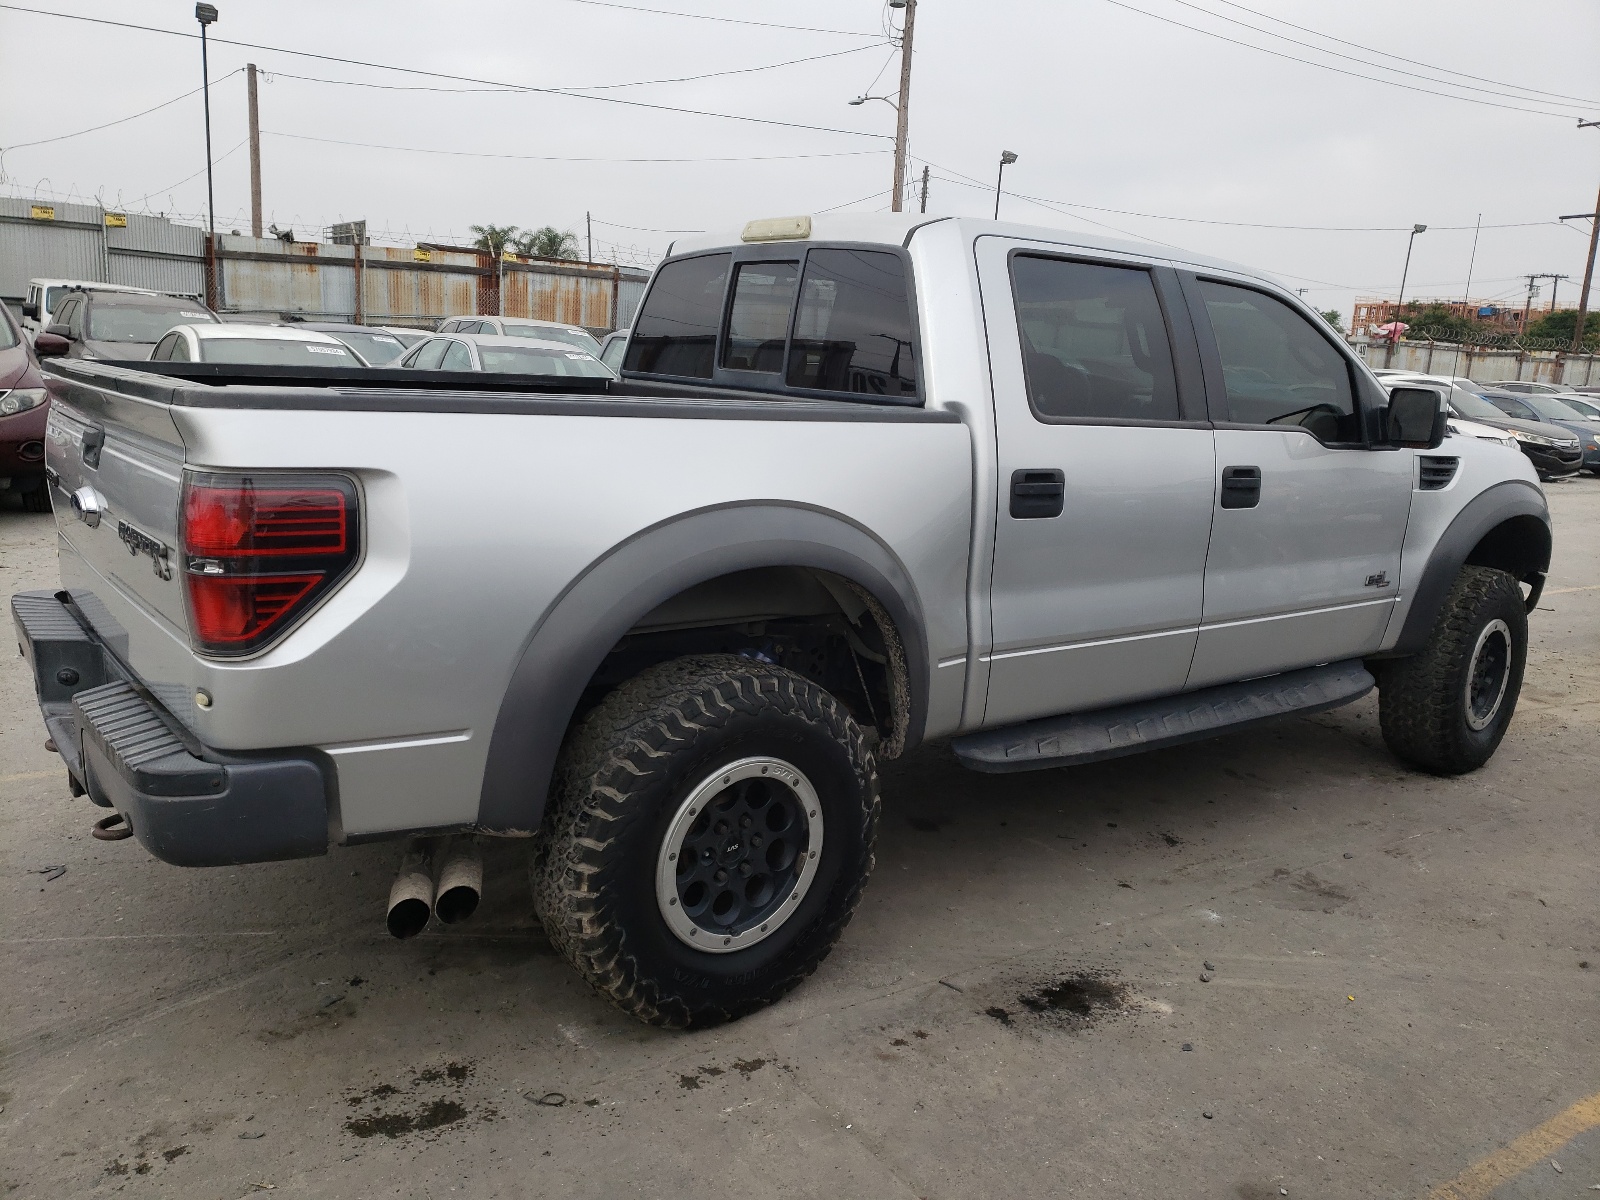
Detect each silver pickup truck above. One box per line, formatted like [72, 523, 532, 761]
[13, 213, 1551, 1028]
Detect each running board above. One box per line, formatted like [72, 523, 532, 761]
[952, 660, 1374, 774]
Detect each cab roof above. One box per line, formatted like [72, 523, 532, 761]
[665, 213, 1271, 287]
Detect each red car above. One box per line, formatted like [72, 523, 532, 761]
[0, 302, 49, 511]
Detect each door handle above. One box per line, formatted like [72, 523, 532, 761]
[1010, 468, 1065, 519]
[1220, 465, 1261, 509]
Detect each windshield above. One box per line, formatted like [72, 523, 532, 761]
[200, 338, 360, 365]
[0, 307, 18, 349]
[385, 329, 428, 347]
[478, 346, 612, 376]
[88, 300, 217, 343]
[1563, 397, 1600, 418]
[1520, 394, 1587, 421]
[504, 324, 602, 354]
[1448, 390, 1508, 421]
[328, 330, 406, 364]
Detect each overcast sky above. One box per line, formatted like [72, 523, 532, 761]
[2, 0, 1596, 322]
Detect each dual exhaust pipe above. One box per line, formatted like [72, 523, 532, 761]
[386, 835, 482, 939]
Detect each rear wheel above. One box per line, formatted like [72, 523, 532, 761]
[1377, 566, 1527, 775]
[532, 654, 879, 1028]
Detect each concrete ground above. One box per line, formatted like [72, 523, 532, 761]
[1, 482, 1596, 1200]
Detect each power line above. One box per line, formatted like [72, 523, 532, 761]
[0, 5, 892, 141]
[554, 0, 882, 38]
[1206, 0, 1600, 108]
[265, 45, 883, 96]
[1157, 0, 1597, 112]
[1, 69, 241, 150]
[1093, 0, 1587, 119]
[263, 130, 889, 165]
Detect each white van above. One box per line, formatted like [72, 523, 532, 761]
[21, 279, 157, 341]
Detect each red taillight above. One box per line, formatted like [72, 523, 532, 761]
[181, 473, 359, 656]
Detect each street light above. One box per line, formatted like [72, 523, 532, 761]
[1386, 222, 1426, 367]
[994, 151, 1018, 220]
[195, 3, 218, 243]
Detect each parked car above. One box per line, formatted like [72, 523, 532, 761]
[16, 213, 1548, 1029]
[1557, 394, 1600, 420]
[1383, 373, 1583, 480]
[139, 323, 370, 366]
[598, 328, 629, 373]
[293, 322, 411, 365]
[397, 332, 613, 377]
[1481, 389, 1600, 474]
[39, 290, 219, 361]
[0, 300, 49, 510]
[436, 315, 603, 356]
[20, 279, 159, 341]
[378, 327, 430, 351]
[1490, 380, 1580, 396]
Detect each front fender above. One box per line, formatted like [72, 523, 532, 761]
[1384, 479, 1551, 657]
[475, 502, 929, 833]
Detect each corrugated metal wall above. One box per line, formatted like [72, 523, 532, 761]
[108, 214, 205, 297]
[1, 202, 651, 331]
[1352, 339, 1600, 387]
[0, 197, 106, 302]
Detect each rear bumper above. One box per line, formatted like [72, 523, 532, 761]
[10, 589, 330, 867]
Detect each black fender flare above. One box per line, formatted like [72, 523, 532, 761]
[1387, 479, 1551, 657]
[475, 502, 930, 833]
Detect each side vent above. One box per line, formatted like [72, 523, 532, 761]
[1418, 456, 1459, 491]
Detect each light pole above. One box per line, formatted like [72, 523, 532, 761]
[195, 4, 218, 240]
[848, 0, 916, 212]
[1387, 223, 1426, 367]
[994, 151, 1017, 220]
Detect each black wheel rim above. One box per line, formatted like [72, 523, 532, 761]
[656, 757, 822, 953]
[1465, 618, 1512, 732]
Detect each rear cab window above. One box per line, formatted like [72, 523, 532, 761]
[623, 244, 919, 403]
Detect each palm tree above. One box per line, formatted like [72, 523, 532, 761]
[469, 223, 520, 256]
[514, 226, 580, 260]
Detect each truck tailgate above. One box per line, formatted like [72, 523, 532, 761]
[44, 366, 191, 646]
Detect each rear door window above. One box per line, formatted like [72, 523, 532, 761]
[413, 338, 450, 370]
[1197, 281, 1359, 443]
[722, 261, 798, 373]
[624, 253, 730, 379]
[787, 249, 917, 398]
[441, 340, 473, 371]
[1010, 256, 1179, 421]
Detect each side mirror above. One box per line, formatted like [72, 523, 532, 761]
[34, 331, 70, 358]
[1386, 387, 1448, 449]
[21, 302, 38, 320]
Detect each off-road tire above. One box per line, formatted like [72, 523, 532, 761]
[531, 654, 879, 1028]
[1377, 565, 1527, 775]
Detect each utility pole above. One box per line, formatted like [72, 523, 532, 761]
[1546, 273, 1570, 312]
[586, 211, 593, 263]
[1522, 275, 1540, 331]
[890, 0, 916, 213]
[919, 164, 929, 214]
[246, 63, 262, 239]
[1571, 119, 1600, 352]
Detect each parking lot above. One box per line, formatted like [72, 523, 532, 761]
[0, 479, 1595, 1199]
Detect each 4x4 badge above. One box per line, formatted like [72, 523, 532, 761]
[117, 520, 173, 581]
[1365, 571, 1391, 589]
